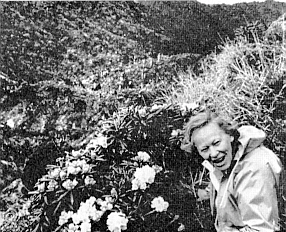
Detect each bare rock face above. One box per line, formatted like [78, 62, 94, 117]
[265, 13, 286, 42]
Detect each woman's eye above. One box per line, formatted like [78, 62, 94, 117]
[201, 148, 208, 152]
[214, 141, 220, 146]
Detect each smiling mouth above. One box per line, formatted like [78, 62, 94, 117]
[212, 156, 225, 165]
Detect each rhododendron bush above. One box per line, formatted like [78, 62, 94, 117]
[1, 104, 209, 232]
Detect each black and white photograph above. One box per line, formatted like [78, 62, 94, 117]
[0, 0, 285, 231]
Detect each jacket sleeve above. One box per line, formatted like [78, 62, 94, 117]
[233, 153, 280, 232]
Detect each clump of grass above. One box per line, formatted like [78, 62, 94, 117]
[167, 37, 285, 131]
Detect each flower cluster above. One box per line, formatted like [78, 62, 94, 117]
[86, 134, 108, 149]
[106, 212, 128, 232]
[66, 159, 91, 176]
[62, 178, 78, 190]
[151, 196, 169, 212]
[133, 151, 150, 162]
[132, 165, 158, 190]
[59, 196, 115, 232]
[32, 135, 108, 205]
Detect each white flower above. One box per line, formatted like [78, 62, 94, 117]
[68, 223, 80, 232]
[89, 209, 103, 222]
[72, 211, 88, 225]
[111, 188, 117, 197]
[62, 179, 78, 190]
[47, 179, 58, 191]
[49, 168, 61, 179]
[132, 165, 156, 190]
[60, 170, 68, 180]
[131, 178, 146, 191]
[58, 211, 73, 226]
[178, 223, 185, 231]
[87, 135, 108, 149]
[67, 165, 78, 175]
[67, 160, 90, 175]
[80, 221, 91, 232]
[135, 165, 156, 184]
[97, 196, 113, 212]
[6, 118, 15, 129]
[72, 150, 84, 158]
[85, 196, 96, 205]
[135, 151, 150, 162]
[84, 176, 96, 186]
[37, 182, 45, 193]
[81, 163, 91, 173]
[171, 130, 179, 137]
[151, 196, 169, 212]
[152, 164, 163, 174]
[106, 212, 128, 232]
[70, 197, 104, 226]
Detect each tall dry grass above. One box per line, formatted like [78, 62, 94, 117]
[167, 38, 286, 132]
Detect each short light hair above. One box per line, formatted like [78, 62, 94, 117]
[181, 110, 239, 155]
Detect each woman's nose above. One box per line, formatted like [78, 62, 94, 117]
[209, 147, 218, 159]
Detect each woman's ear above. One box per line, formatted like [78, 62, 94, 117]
[230, 136, 234, 142]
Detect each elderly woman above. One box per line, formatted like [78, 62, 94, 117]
[181, 110, 282, 232]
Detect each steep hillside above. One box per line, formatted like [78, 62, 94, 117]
[144, 0, 286, 54]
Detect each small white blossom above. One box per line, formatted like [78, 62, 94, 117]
[68, 223, 80, 232]
[81, 163, 91, 173]
[97, 196, 113, 212]
[134, 151, 150, 162]
[6, 118, 15, 129]
[72, 150, 84, 158]
[62, 179, 78, 190]
[171, 130, 179, 137]
[132, 178, 147, 191]
[106, 212, 128, 232]
[49, 168, 61, 179]
[72, 211, 88, 225]
[60, 170, 68, 180]
[84, 176, 96, 186]
[67, 160, 90, 176]
[37, 182, 45, 193]
[111, 188, 117, 197]
[85, 196, 96, 205]
[58, 211, 73, 226]
[151, 196, 169, 212]
[132, 165, 156, 190]
[178, 223, 185, 231]
[67, 165, 78, 176]
[80, 221, 91, 232]
[47, 179, 58, 191]
[152, 164, 163, 174]
[86, 135, 108, 149]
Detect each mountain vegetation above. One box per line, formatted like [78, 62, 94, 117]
[0, 1, 285, 231]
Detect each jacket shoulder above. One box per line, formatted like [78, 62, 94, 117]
[234, 145, 282, 183]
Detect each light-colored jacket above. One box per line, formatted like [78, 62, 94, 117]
[203, 126, 282, 232]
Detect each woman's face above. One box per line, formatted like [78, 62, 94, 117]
[192, 122, 234, 171]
